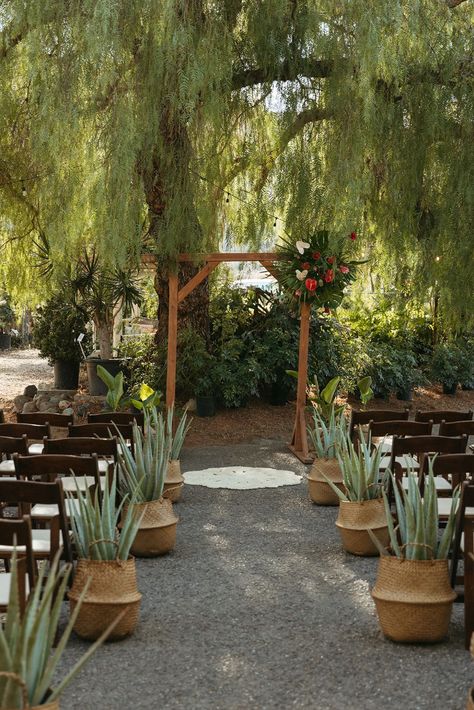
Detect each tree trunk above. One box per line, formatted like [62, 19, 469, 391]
[95, 316, 114, 359]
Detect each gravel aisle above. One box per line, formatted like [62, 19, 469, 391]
[58, 442, 471, 710]
[0, 349, 53, 400]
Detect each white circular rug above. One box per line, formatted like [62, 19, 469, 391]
[183, 466, 302, 490]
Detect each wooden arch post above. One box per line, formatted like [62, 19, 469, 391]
[157, 252, 312, 464]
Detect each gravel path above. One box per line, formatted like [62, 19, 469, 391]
[0, 349, 53, 400]
[57, 442, 472, 710]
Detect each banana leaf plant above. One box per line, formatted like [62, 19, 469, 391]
[97, 365, 126, 411]
[286, 372, 373, 421]
[130, 383, 162, 412]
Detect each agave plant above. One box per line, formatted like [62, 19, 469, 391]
[372, 459, 461, 560]
[307, 408, 346, 459]
[116, 408, 171, 503]
[166, 405, 192, 461]
[0, 551, 117, 707]
[324, 431, 388, 502]
[67, 474, 142, 560]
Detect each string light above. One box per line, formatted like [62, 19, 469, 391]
[21, 181, 27, 197]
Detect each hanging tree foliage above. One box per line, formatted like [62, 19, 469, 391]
[0, 0, 472, 327]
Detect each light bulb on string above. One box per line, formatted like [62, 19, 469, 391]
[225, 192, 230, 203]
[21, 181, 27, 197]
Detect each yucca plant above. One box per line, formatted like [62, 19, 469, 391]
[116, 408, 171, 503]
[0, 551, 118, 707]
[372, 460, 461, 560]
[67, 474, 142, 560]
[166, 404, 192, 460]
[307, 408, 346, 459]
[324, 431, 388, 502]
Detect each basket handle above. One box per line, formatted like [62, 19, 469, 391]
[400, 542, 435, 560]
[88, 538, 119, 556]
[163, 485, 182, 497]
[0, 671, 30, 709]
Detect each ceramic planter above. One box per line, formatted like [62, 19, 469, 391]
[307, 458, 343, 506]
[68, 556, 141, 641]
[371, 556, 456, 643]
[336, 498, 389, 556]
[125, 497, 178, 557]
[163, 459, 184, 502]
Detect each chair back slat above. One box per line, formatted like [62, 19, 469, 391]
[369, 420, 432, 438]
[0, 435, 29, 458]
[88, 411, 144, 428]
[415, 409, 473, 423]
[13, 453, 100, 484]
[349, 409, 409, 439]
[44, 436, 118, 460]
[0, 423, 51, 440]
[424, 453, 474, 488]
[439, 420, 474, 437]
[17, 412, 74, 427]
[0, 516, 36, 610]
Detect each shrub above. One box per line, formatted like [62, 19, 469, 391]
[430, 343, 464, 387]
[32, 293, 92, 364]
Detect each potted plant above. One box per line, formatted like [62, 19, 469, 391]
[390, 346, 424, 401]
[307, 408, 346, 505]
[458, 339, 474, 391]
[430, 342, 462, 395]
[164, 405, 192, 502]
[0, 551, 118, 708]
[116, 409, 179, 556]
[32, 293, 92, 389]
[371, 466, 459, 643]
[324, 432, 390, 555]
[67, 475, 143, 640]
[195, 364, 218, 417]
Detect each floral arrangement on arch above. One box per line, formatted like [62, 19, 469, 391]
[275, 229, 360, 310]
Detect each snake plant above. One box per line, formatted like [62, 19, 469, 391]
[116, 408, 171, 503]
[67, 474, 142, 560]
[166, 404, 192, 460]
[323, 431, 388, 502]
[0, 551, 117, 707]
[307, 408, 347, 459]
[372, 459, 460, 560]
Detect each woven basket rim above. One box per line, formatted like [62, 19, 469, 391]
[378, 556, 451, 567]
[68, 592, 142, 604]
[75, 555, 136, 565]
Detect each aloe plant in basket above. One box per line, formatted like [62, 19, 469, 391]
[67, 475, 143, 640]
[370, 462, 459, 643]
[323, 432, 390, 555]
[164, 405, 192, 502]
[307, 409, 347, 505]
[0, 551, 118, 709]
[116, 408, 179, 557]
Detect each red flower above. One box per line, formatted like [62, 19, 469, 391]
[313, 251, 321, 260]
[339, 265, 349, 274]
[350, 231, 357, 241]
[294, 289, 301, 298]
[324, 306, 331, 314]
[305, 278, 317, 292]
[302, 262, 311, 270]
[327, 256, 335, 265]
[324, 269, 334, 283]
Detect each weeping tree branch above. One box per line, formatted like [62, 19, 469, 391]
[232, 58, 334, 90]
[446, 0, 470, 7]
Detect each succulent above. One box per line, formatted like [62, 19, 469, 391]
[67, 474, 142, 560]
[167, 404, 192, 461]
[307, 408, 346, 459]
[373, 459, 460, 560]
[0, 551, 115, 707]
[116, 408, 170, 503]
[324, 431, 388, 502]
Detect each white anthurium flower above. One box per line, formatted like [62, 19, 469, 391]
[295, 240, 310, 254]
[295, 269, 308, 281]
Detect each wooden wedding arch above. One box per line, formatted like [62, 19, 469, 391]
[143, 253, 312, 463]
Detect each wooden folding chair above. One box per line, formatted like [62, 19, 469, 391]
[349, 408, 409, 442]
[0, 435, 29, 476]
[13, 453, 101, 497]
[439, 420, 474, 438]
[0, 516, 36, 614]
[368, 419, 433, 457]
[0, 423, 50, 455]
[0, 479, 73, 566]
[43, 437, 117, 484]
[415, 410, 473, 423]
[0, 410, 4, 424]
[88, 411, 144, 429]
[449, 483, 474, 648]
[69, 422, 135, 455]
[389, 434, 468, 492]
[17, 411, 74, 428]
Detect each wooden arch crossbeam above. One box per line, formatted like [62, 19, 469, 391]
[158, 252, 311, 464]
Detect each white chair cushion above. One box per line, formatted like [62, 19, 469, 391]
[0, 530, 63, 555]
[31, 499, 80, 519]
[60, 475, 107, 493]
[0, 461, 14, 474]
[28, 444, 44, 455]
[0, 573, 30, 606]
[402, 476, 451, 491]
[380, 455, 419, 470]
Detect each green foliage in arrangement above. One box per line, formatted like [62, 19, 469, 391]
[97, 365, 126, 411]
[324, 433, 388, 502]
[167, 405, 192, 461]
[130, 383, 162, 412]
[68, 476, 142, 560]
[32, 292, 92, 364]
[0, 551, 114, 707]
[116, 410, 170, 503]
[430, 343, 465, 387]
[372, 463, 460, 560]
[307, 409, 347, 460]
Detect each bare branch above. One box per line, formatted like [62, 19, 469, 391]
[232, 58, 334, 90]
[446, 0, 470, 7]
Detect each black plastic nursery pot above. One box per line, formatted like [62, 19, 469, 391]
[0, 333, 11, 350]
[396, 388, 413, 401]
[442, 382, 458, 395]
[86, 358, 127, 396]
[196, 395, 216, 417]
[54, 359, 80, 389]
[270, 381, 291, 406]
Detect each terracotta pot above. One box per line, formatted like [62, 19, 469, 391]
[125, 498, 178, 557]
[336, 498, 389, 556]
[371, 556, 456, 643]
[163, 460, 184, 502]
[307, 458, 343, 506]
[68, 556, 141, 641]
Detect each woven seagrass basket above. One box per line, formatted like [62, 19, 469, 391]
[68, 556, 141, 641]
[125, 497, 179, 557]
[307, 458, 343, 505]
[467, 688, 474, 710]
[336, 498, 389, 556]
[0, 672, 59, 710]
[163, 460, 184, 502]
[371, 556, 456, 643]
